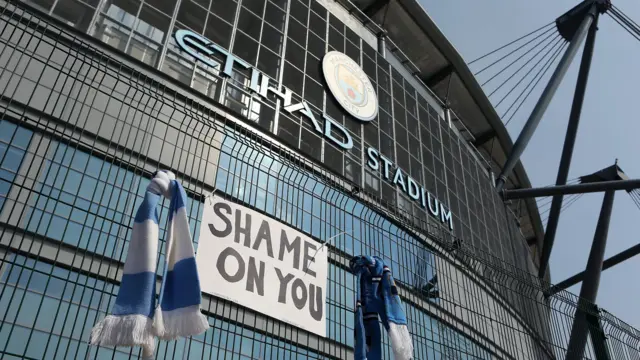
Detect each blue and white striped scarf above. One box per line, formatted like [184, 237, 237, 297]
[350, 255, 414, 360]
[91, 170, 209, 358]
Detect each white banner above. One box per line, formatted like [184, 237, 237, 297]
[196, 197, 328, 336]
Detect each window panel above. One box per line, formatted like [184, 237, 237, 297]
[100, 0, 140, 29]
[308, 11, 326, 39]
[177, 0, 207, 33]
[146, 0, 178, 16]
[282, 61, 304, 95]
[24, 0, 55, 12]
[242, 0, 265, 16]
[238, 7, 262, 40]
[211, 0, 237, 22]
[204, 13, 233, 48]
[290, 0, 308, 25]
[285, 39, 306, 70]
[257, 47, 280, 79]
[260, 23, 284, 55]
[306, 32, 325, 59]
[232, 31, 259, 65]
[264, 2, 286, 31]
[51, 0, 95, 32]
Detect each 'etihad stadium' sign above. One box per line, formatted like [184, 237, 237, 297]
[175, 29, 354, 150]
[174, 29, 453, 230]
[367, 148, 453, 230]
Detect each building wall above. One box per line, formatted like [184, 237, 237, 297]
[9, 0, 536, 269]
[0, 0, 553, 359]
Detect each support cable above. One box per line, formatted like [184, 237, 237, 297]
[495, 37, 566, 110]
[612, 5, 640, 29]
[611, 6, 640, 34]
[609, 14, 640, 41]
[485, 33, 560, 94]
[538, 193, 578, 217]
[535, 179, 581, 210]
[541, 195, 584, 227]
[468, 21, 555, 65]
[474, 26, 557, 76]
[608, 7, 640, 41]
[628, 189, 640, 210]
[481, 32, 559, 88]
[539, 193, 583, 221]
[504, 41, 568, 126]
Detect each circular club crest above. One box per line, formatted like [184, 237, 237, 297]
[322, 51, 378, 122]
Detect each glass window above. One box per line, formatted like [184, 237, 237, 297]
[285, 40, 306, 71]
[260, 23, 284, 56]
[282, 62, 303, 95]
[305, 54, 321, 83]
[287, 18, 307, 48]
[264, 2, 286, 31]
[23, 0, 55, 12]
[177, 0, 207, 33]
[324, 144, 343, 175]
[146, 0, 178, 16]
[300, 127, 321, 161]
[277, 114, 300, 148]
[101, 0, 140, 29]
[241, 0, 265, 15]
[238, 7, 262, 40]
[162, 51, 194, 85]
[329, 26, 343, 52]
[51, 0, 95, 32]
[306, 32, 325, 59]
[210, 0, 237, 23]
[204, 13, 233, 49]
[232, 31, 259, 65]
[303, 77, 322, 110]
[193, 66, 219, 99]
[257, 47, 280, 79]
[135, 4, 170, 43]
[126, 33, 161, 67]
[308, 11, 326, 39]
[92, 16, 132, 52]
[290, 0, 308, 24]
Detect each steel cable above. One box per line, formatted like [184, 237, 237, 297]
[503, 40, 568, 126]
[473, 26, 558, 76]
[483, 33, 560, 91]
[608, 6, 640, 42]
[493, 36, 565, 108]
[611, 5, 640, 34]
[468, 21, 556, 65]
[480, 32, 560, 87]
[612, 5, 640, 29]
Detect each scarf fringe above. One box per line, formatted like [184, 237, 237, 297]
[153, 304, 210, 340]
[388, 322, 414, 360]
[90, 314, 155, 355]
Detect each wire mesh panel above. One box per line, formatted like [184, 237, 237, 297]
[0, 1, 638, 360]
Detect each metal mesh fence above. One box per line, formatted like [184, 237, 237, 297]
[0, 1, 638, 359]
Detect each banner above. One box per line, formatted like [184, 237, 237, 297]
[196, 197, 328, 336]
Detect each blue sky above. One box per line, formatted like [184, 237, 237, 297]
[423, 0, 640, 328]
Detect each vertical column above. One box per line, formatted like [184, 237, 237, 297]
[377, 30, 387, 58]
[565, 189, 614, 360]
[539, 12, 600, 279]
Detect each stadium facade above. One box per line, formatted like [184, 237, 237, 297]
[0, 0, 557, 359]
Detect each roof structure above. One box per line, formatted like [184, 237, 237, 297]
[332, 0, 546, 270]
